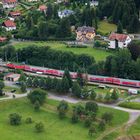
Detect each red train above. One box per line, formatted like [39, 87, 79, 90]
[6, 63, 140, 88]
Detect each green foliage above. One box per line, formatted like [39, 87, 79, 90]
[90, 89, 97, 100]
[35, 122, 44, 133]
[20, 82, 27, 93]
[61, 77, 70, 93]
[71, 112, 79, 124]
[19, 73, 26, 82]
[57, 100, 69, 119]
[117, 21, 123, 33]
[27, 88, 47, 105]
[85, 101, 98, 114]
[88, 124, 96, 137]
[34, 101, 40, 111]
[25, 117, 33, 124]
[0, 80, 4, 96]
[98, 120, 106, 131]
[102, 112, 113, 124]
[84, 117, 92, 127]
[72, 82, 81, 98]
[9, 113, 22, 126]
[111, 89, 119, 101]
[119, 102, 140, 110]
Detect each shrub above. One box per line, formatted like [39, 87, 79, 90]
[9, 113, 22, 125]
[57, 100, 69, 119]
[102, 112, 113, 124]
[25, 117, 33, 124]
[84, 117, 92, 127]
[35, 122, 44, 133]
[28, 88, 47, 105]
[71, 112, 79, 124]
[34, 101, 40, 111]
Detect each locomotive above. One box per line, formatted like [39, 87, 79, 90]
[6, 63, 140, 88]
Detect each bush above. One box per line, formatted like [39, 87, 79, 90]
[84, 117, 92, 127]
[9, 113, 22, 125]
[57, 100, 69, 119]
[71, 112, 79, 124]
[27, 88, 47, 105]
[34, 101, 40, 111]
[35, 122, 44, 133]
[85, 101, 98, 114]
[102, 112, 113, 124]
[25, 117, 33, 124]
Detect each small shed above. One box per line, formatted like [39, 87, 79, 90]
[4, 73, 20, 82]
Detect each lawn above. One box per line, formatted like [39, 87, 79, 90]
[97, 21, 117, 35]
[0, 97, 129, 140]
[12, 41, 114, 62]
[127, 117, 140, 135]
[3, 86, 22, 94]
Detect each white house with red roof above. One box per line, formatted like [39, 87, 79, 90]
[108, 33, 131, 49]
[8, 11, 21, 20]
[2, 20, 16, 31]
[2, 0, 17, 8]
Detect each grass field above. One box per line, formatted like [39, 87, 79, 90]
[127, 117, 140, 135]
[97, 21, 117, 35]
[0, 97, 129, 140]
[13, 41, 114, 62]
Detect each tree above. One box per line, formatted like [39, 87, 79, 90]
[25, 117, 33, 124]
[98, 120, 105, 131]
[111, 89, 119, 101]
[117, 21, 123, 33]
[88, 124, 96, 137]
[71, 82, 81, 98]
[27, 88, 47, 105]
[57, 100, 69, 119]
[84, 117, 92, 127]
[19, 72, 26, 82]
[26, 77, 32, 87]
[85, 101, 98, 114]
[45, 77, 52, 90]
[34, 100, 40, 111]
[32, 77, 39, 88]
[20, 82, 27, 93]
[102, 112, 113, 124]
[90, 89, 97, 100]
[81, 86, 89, 99]
[104, 92, 111, 103]
[61, 77, 70, 93]
[71, 112, 79, 123]
[9, 113, 22, 125]
[35, 122, 44, 133]
[63, 69, 72, 88]
[0, 80, 4, 96]
[73, 105, 85, 116]
[77, 68, 85, 87]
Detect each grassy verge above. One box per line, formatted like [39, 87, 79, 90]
[0, 97, 129, 140]
[119, 101, 140, 110]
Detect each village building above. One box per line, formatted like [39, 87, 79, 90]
[4, 73, 21, 82]
[8, 11, 21, 21]
[2, 0, 17, 8]
[27, 0, 38, 2]
[108, 33, 132, 49]
[76, 26, 96, 42]
[2, 20, 16, 31]
[38, 5, 47, 13]
[0, 37, 7, 42]
[58, 9, 74, 19]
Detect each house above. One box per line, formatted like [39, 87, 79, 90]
[108, 33, 132, 49]
[4, 73, 21, 82]
[2, 20, 16, 31]
[8, 11, 21, 21]
[58, 9, 74, 19]
[2, 0, 17, 8]
[76, 26, 96, 42]
[0, 37, 7, 42]
[38, 5, 47, 13]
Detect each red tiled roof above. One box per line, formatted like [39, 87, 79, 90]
[109, 33, 128, 42]
[39, 5, 47, 11]
[0, 37, 7, 42]
[3, 20, 16, 27]
[3, 0, 17, 3]
[9, 11, 21, 16]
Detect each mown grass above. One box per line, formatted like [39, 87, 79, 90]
[97, 21, 117, 35]
[12, 41, 114, 62]
[0, 97, 129, 140]
[127, 117, 140, 135]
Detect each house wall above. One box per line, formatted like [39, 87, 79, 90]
[3, 3, 17, 8]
